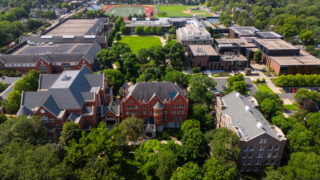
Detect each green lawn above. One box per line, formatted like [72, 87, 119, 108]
[119, 36, 162, 54]
[257, 83, 274, 93]
[105, 6, 144, 17]
[158, 5, 211, 17]
[284, 104, 299, 111]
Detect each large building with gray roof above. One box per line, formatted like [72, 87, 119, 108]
[16, 66, 117, 141]
[216, 91, 286, 172]
[121, 82, 189, 137]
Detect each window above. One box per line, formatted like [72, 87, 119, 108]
[259, 145, 264, 151]
[50, 118, 54, 123]
[179, 117, 183, 120]
[174, 117, 178, 121]
[41, 65, 46, 73]
[268, 146, 273, 151]
[255, 160, 261, 165]
[271, 160, 276, 165]
[182, 110, 184, 114]
[259, 138, 264, 144]
[257, 153, 263, 158]
[242, 153, 247, 158]
[143, 111, 146, 115]
[242, 161, 246, 165]
[248, 153, 252, 158]
[267, 153, 272, 158]
[272, 153, 278, 158]
[62, 63, 71, 70]
[173, 111, 176, 114]
[247, 160, 251, 165]
[56, 125, 61, 129]
[264, 139, 267, 144]
[243, 146, 248, 151]
[249, 146, 254, 151]
[41, 116, 48, 122]
[275, 146, 280, 151]
[177, 111, 180, 114]
[150, 111, 153, 116]
[265, 160, 270, 165]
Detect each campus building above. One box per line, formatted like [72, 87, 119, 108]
[216, 91, 286, 172]
[176, 24, 214, 48]
[16, 67, 118, 140]
[0, 41, 101, 73]
[121, 82, 189, 137]
[253, 38, 320, 75]
[188, 45, 220, 70]
[125, 18, 172, 34]
[229, 26, 260, 38]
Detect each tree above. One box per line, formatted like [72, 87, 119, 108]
[120, 24, 126, 34]
[137, 62, 162, 82]
[135, 25, 144, 35]
[61, 2, 71, 10]
[0, 82, 6, 92]
[150, 26, 157, 34]
[0, 116, 48, 147]
[286, 124, 313, 153]
[156, 27, 163, 35]
[14, 70, 39, 92]
[96, 49, 117, 69]
[260, 98, 278, 120]
[205, 128, 240, 161]
[102, 69, 125, 94]
[6, 90, 21, 114]
[171, 162, 203, 180]
[181, 119, 201, 134]
[253, 49, 262, 63]
[0, 114, 7, 124]
[121, 52, 140, 82]
[163, 70, 189, 89]
[42, 10, 56, 19]
[299, 30, 315, 45]
[188, 74, 216, 105]
[149, 46, 166, 67]
[306, 112, 320, 137]
[59, 122, 82, 146]
[168, 26, 176, 34]
[137, 48, 149, 64]
[203, 158, 238, 180]
[190, 103, 215, 132]
[164, 41, 188, 70]
[115, 32, 121, 41]
[227, 74, 247, 95]
[26, 19, 43, 31]
[143, 26, 149, 34]
[119, 116, 144, 143]
[156, 151, 178, 180]
[181, 128, 205, 163]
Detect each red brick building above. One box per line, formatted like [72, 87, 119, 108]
[121, 82, 189, 136]
[16, 67, 118, 141]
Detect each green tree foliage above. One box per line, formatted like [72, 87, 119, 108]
[102, 69, 125, 94]
[150, 26, 157, 34]
[203, 157, 239, 180]
[143, 26, 149, 34]
[26, 19, 43, 31]
[205, 128, 240, 161]
[0, 116, 48, 147]
[171, 162, 203, 180]
[274, 74, 320, 87]
[137, 61, 162, 82]
[181, 119, 201, 134]
[299, 30, 315, 45]
[163, 70, 189, 89]
[168, 26, 177, 34]
[188, 74, 216, 105]
[164, 41, 188, 70]
[0, 82, 6, 92]
[306, 112, 320, 138]
[121, 52, 140, 82]
[14, 70, 39, 92]
[181, 128, 205, 163]
[149, 46, 166, 67]
[253, 49, 262, 63]
[96, 49, 117, 68]
[119, 116, 144, 143]
[190, 103, 215, 132]
[137, 48, 150, 64]
[254, 91, 283, 120]
[226, 74, 247, 95]
[6, 90, 21, 114]
[59, 122, 82, 146]
[64, 123, 121, 170]
[135, 25, 144, 35]
[294, 88, 320, 107]
[115, 32, 121, 41]
[0, 114, 7, 124]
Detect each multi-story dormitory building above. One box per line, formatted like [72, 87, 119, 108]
[17, 67, 120, 141]
[0, 18, 109, 74]
[216, 91, 286, 172]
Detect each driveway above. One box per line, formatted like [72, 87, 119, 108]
[279, 93, 296, 104]
[213, 78, 257, 96]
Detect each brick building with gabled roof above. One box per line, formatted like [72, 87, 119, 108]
[121, 82, 189, 137]
[16, 66, 119, 141]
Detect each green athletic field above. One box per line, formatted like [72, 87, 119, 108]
[158, 5, 211, 17]
[119, 36, 162, 54]
[105, 6, 145, 17]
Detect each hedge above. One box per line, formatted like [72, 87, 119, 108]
[274, 74, 320, 87]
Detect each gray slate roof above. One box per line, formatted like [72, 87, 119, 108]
[220, 91, 285, 141]
[20, 35, 106, 44]
[125, 82, 185, 102]
[18, 66, 105, 117]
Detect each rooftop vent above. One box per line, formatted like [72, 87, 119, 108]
[63, 35, 75, 39]
[245, 105, 250, 112]
[41, 35, 53, 39]
[257, 122, 264, 129]
[61, 75, 71, 81]
[235, 92, 240, 98]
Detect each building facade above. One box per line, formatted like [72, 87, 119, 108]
[121, 82, 189, 136]
[16, 67, 118, 140]
[216, 91, 286, 172]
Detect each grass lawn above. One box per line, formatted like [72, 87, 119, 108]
[119, 36, 162, 54]
[284, 104, 299, 111]
[158, 5, 211, 17]
[105, 6, 144, 17]
[257, 83, 274, 93]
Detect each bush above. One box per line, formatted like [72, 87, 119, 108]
[274, 74, 320, 87]
[192, 67, 201, 73]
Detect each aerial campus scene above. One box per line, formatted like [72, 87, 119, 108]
[0, 0, 319, 179]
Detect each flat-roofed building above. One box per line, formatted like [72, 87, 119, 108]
[0, 41, 101, 73]
[125, 19, 172, 34]
[255, 31, 283, 39]
[214, 38, 256, 56]
[176, 24, 214, 48]
[263, 50, 320, 75]
[230, 26, 260, 38]
[188, 45, 220, 69]
[216, 91, 286, 172]
[253, 38, 300, 56]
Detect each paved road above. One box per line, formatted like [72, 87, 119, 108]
[214, 78, 257, 96]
